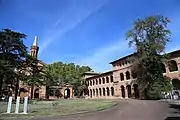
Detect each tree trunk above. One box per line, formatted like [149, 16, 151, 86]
[0, 75, 4, 95]
[45, 85, 49, 99]
[15, 77, 19, 100]
[31, 86, 34, 99]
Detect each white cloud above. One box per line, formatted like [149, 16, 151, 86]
[38, 1, 108, 55]
[74, 39, 133, 72]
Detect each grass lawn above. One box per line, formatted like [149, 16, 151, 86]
[0, 99, 117, 119]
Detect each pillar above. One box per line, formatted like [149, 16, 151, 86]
[109, 89, 112, 99]
[119, 88, 123, 99]
[132, 87, 135, 98]
[125, 88, 128, 99]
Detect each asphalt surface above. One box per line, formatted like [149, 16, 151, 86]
[19, 99, 180, 120]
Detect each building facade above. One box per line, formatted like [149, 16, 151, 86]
[85, 50, 180, 99]
[18, 36, 74, 100]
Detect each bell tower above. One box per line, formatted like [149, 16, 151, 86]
[30, 36, 39, 58]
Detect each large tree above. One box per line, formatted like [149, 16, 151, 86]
[23, 55, 44, 99]
[0, 29, 28, 95]
[43, 62, 92, 98]
[126, 15, 172, 99]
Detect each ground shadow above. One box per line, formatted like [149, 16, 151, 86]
[165, 103, 180, 120]
[165, 117, 180, 120]
[169, 104, 180, 114]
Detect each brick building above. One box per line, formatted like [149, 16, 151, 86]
[84, 50, 180, 99]
[18, 36, 74, 100]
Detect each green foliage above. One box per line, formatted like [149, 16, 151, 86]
[0, 28, 92, 98]
[43, 62, 92, 97]
[0, 29, 28, 95]
[126, 15, 172, 99]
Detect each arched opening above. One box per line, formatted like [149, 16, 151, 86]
[102, 78, 105, 84]
[103, 88, 105, 96]
[99, 88, 102, 96]
[90, 81, 92, 86]
[64, 88, 70, 99]
[133, 84, 139, 98]
[169, 60, 178, 72]
[96, 89, 98, 97]
[93, 89, 95, 96]
[34, 88, 39, 99]
[120, 73, 124, 81]
[106, 76, 109, 83]
[126, 71, 130, 80]
[172, 79, 180, 90]
[87, 90, 89, 96]
[160, 63, 166, 73]
[131, 70, 137, 79]
[111, 87, 114, 96]
[90, 89, 92, 98]
[126, 85, 132, 98]
[93, 80, 95, 85]
[121, 86, 125, 98]
[96, 79, 98, 85]
[106, 87, 110, 96]
[110, 75, 113, 82]
[99, 78, 101, 84]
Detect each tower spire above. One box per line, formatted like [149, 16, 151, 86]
[30, 36, 39, 58]
[33, 36, 38, 46]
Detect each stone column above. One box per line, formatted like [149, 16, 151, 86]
[109, 89, 112, 99]
[119, 88, 123, 99]
[125, 88, 128, 99]
[132, 87, 135, 98]
[178, 61, 180, 72]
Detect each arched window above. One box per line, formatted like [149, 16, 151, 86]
[90, 81, 92, 86]
[99, 88, 102, 96]
[168, 60, 178, 72]
[121, 86, 125, 98]
[107, 87, 110, 96]
[106, 76, 109, 83]
[131, 70, 137, 79]
[99, 78, 101, 84]
[103, 88, 105, 96]
[93, 80, 95, 85]
[120, 73, 124, 81]
[93, 89, 95, 96]
[133, 84, 139, 98]
[110, 75, 113, 82]
[172, 79, 180, 90]
[96, 79, 98, 85]
[160, 63, 166, 73]
[90, 89, 92, 98]
[126, 85, 131, 98]
[111, 87, 114, 96]
[87, 90, 89, 96]
[126, 71, 130, 80]
[96, 89, 98, 96]
[102, 77, 105, 84]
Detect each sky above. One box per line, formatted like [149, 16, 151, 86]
[0, 0, 180, 72]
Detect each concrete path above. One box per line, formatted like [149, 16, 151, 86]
[20, 99, 179, 120]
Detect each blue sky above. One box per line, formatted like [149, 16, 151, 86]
[0, 0, 180, 72]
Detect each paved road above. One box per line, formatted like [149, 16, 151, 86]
[21, 99, 179, 120]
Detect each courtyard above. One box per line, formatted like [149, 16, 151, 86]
[0, 99, 116, 119]
[0, 99, 180, 120]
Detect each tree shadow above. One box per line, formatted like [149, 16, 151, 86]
[165, 103, 180, 120]
[169, 104, 180, 113]
[165, 117, 180, 120]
